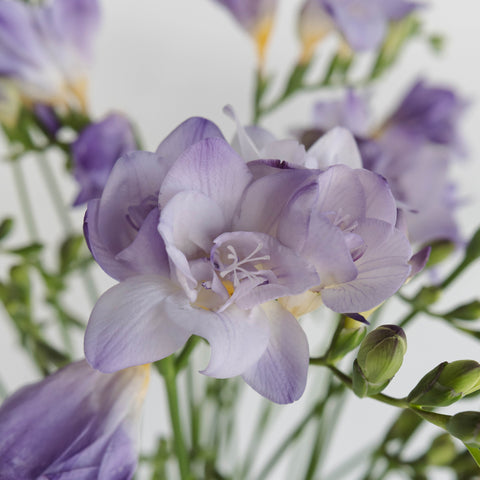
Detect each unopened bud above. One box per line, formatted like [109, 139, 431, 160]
[353, 325, 407, 397]
[445, 300, 480, 321]
[447, 411, 480, 446]
[411, 285, 441, 309]
[408, 360, 480, 407]
[426, 240, 455, 267]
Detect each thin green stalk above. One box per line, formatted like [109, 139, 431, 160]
[254, 395, 333, 480]
[36, 153, 98, 304]
[398, 309, 418, 328]
[323, 443, 377, 480]
[157, 358, 191, 480]
[10, 159, 39, 240]
[240, 401, 274, 478]
[303, 377, 337, 480]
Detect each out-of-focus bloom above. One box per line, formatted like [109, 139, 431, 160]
[0, 0, 100, 110]
[297, 0, 334, 64]
[386, 79, 467, 152]
[83, 116, 412, 404]
[0, 360, 149, 479]
[72, 113, 137, 206]
[302, 83, 463, 246]
[212, 0, 277, 63]
[318, 0, 421, 51]
[0, 80, 20, 128]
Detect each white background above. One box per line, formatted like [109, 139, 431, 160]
[1, 1, 480, 479]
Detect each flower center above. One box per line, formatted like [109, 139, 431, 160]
[218, 243, 271, 289]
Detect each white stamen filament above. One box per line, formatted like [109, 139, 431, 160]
[219, 243, 270, 287]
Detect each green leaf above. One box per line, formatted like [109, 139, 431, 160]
[465, 444, 480, 468]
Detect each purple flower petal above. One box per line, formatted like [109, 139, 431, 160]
[72, 113, 137, 206]
[159, 137, 252, 221]
[321, 219, 411, 313]
[0, 360, 148, 479]
[85, 151, 170, 280]
[155, 116, 224, 168]
[235, 168, 314, 234]
[242, 301, 309, 404]
[193, 304, 270, 378]
[158, 190, 227, 296]
[85, 276, 192, 372]
[306, 127, 362, 169]
[114, 208, 170, 278]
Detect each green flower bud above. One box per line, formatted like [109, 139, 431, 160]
[353, 325, 407, 397]
[411, 285, 442, 309]
[445, 300, 480, 321]
[426, 239, 455, 267]
[326, 316, 367, 363]
[408, 360, 480, 407]
[447, 411, 480, 446]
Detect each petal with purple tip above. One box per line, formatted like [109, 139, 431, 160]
[321, 219, 411, 313]
[156, 116, 224, 167]
[159, 137, 252, 221]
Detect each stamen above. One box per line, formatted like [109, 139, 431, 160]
[218, 242, 271, 288]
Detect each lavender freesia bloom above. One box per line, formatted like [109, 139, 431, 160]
[212, 0, 277, 62]
[0, 0, 100, 108]
[84, 116, 412, 404]
[72, 113, 137, 206]
[319, 0, 421, 51]
[0, 360, 149, 479]
[387, 79, 466, 152]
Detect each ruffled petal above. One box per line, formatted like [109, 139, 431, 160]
[95, 151, 168, 255]
[234, 168, 313, 234]
[356, 169, 397, 224]
[115, 208, 170, 277]
[193, 304, 270, 379]
[321, 219, 411, 313]
[159, 137, 252, 221]
[242, 301, 309, 404]
[85, 276, 191, 372]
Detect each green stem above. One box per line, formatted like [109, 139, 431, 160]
[398, 309, 418, 328]
[157, 357, 191, 480]
[36, 154, 98, 305]
[240, 400, 274, 478]
[10, 159, 39, 241]
[254, 394, 333, 480]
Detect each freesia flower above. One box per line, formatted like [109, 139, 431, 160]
[302, 84, 462, 246]
[386, 79, 466, 153]
[212, 0, 277, 63]
[297, 0, 334, 64]
[0, 360, 149, 479]
[318, 0, 421, 51]
[0, 0, 100, 109]
[72, 113, 137, 206]
[84, 116, 412, 404]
